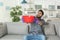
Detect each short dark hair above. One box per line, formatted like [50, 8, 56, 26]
[38, 10, 44, 15]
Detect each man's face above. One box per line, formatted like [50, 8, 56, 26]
[36, 11, 43, 17]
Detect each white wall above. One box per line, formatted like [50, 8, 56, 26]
[0, 0, 19, 22]
[0, 0, 60, 22]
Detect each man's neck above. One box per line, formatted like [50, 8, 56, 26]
[36, 17, 41, 20]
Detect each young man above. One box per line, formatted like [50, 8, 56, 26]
[24, 10, 45, 40]
[30, 10, 45, 34]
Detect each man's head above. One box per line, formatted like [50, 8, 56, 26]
[36, 10, 44, 18]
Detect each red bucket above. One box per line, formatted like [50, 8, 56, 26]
[22, 16, 35, 23]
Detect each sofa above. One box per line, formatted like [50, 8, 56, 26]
[43, 23, 60, 40]
[44, 20, 60, 40]
[0, 22, 28, 40]
[0, 22, 60, 40]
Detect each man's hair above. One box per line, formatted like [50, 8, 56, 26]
[38, 10, 44, 15]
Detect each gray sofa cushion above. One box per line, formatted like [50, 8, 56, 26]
[0, 35, 26, 40]
[43, 24, 55, 35]
[7, 22, 28, 35]
[47, 35, 60, 40]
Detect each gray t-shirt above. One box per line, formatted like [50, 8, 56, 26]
[29, 19, 45, 34]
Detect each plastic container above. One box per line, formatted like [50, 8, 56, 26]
[22, 16, 35, 23]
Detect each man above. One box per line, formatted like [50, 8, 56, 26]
[30, 10, 45, 34]
[24, 10, 45, 40]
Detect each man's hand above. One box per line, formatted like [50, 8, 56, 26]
[38, 21, 43, 26]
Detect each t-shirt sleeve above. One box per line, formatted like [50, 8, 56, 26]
[34, 18, 37, 23]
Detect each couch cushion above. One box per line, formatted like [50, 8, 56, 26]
[6, 22, 28, 35]
[0, 35, 26, 40]
[47, 35, 60, 40]
[43, 24, 55, 35]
